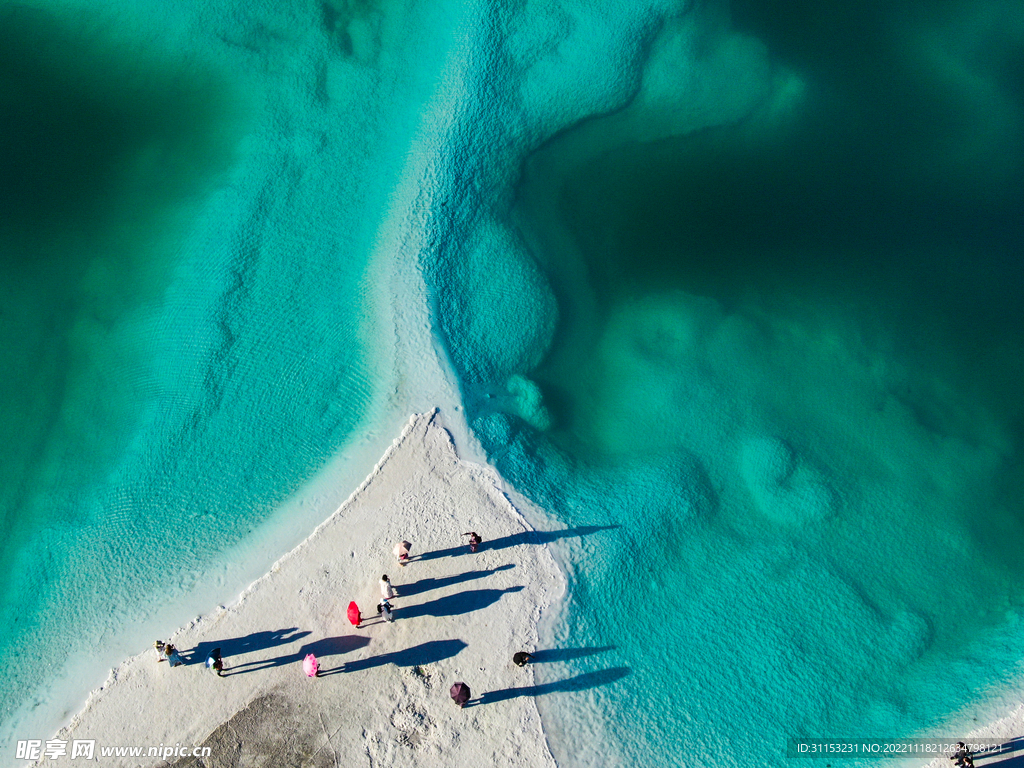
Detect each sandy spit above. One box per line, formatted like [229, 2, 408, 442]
[35, 411, 563, 767]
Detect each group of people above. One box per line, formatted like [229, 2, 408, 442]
[378, 574, 396, 621]
[317, 537, 486, 674]
[448, 652, 534, 708]
[153, 529, 538, 696]
[154, 641, 183, 668]
[392, 533, 482, 565]
[349, 536, 484, 627]
[154, 641, 224, 675]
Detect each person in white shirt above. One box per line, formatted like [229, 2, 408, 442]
[379, 574, 396, 600]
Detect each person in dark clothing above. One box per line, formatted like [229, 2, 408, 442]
[513, 651, 533, 667]
[950, 742, 974, 767]
[463, 531, 482, 553]
[206, 647, 225, 676]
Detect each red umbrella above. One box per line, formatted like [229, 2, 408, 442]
[449, 682, 471, 707]
[347, 601, 361, 627]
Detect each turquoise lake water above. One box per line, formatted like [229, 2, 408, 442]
[0, 0, 455, 748]
[2, 0, 1023, 765]
[427, 0, 1024, 765]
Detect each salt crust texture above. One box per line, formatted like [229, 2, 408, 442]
[35, 412, 562, 767]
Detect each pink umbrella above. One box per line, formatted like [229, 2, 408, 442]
[394, 541, 412, 565]
[347, 601, 361, 627]
[303, 653, 319, 677]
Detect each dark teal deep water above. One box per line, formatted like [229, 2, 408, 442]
[0, 0, 448, 744]
[429, 0, 1024, 765]
[1, 4, 241, 594]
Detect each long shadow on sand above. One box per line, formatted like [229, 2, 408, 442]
[418, 525, 619, 562]
[529, 646, 616, 664]
[223, 635, 370, 675]
[395, 564, 515, 598]
[464, 667, 632, 707]
[973, 738, 1024, 766]
[398, 586, 524, 620]
[188, 627, 311, 666]
[323, 638, 468, 676]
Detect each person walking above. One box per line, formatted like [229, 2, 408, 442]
[512, 651, 533, 667]
[164, 643, 184, 667]
[463, 532, 482, 553]
[205, 647, 225, 676]
[394, 541, 412, 566]
[378, 600, 394, 622]
[379, 574, 396, 601]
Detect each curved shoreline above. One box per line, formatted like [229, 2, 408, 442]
[34, 411, 564, 767]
